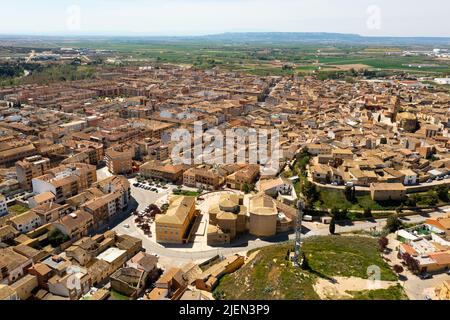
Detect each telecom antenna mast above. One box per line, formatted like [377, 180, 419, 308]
[293, 200, 305, 268]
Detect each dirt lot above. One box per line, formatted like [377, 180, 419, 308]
[314, 276, 398, 300]
[323, 64, 372, 71]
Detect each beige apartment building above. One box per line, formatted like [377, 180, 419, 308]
[140, 162, 186, 183]
[183, 167, 223, 191]
[16, 155, 51, 190]
[82, 176, 131, 228]
[63, 141, 104, 166]
[155, 196, 197, 244]
[32, 163, 97, 203]
[225, 164, 260, 190]
[105, 145, 135, 175]
[0, 143, 37, 168]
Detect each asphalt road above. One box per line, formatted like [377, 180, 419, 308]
[384, 233, 450, 300]
[112, 199, 450, 267]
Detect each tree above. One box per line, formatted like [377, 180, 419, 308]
[160, 203, 169, 213]
[330, 207, 348, 221]
[393, 265, 404, 274]
[48, 229, 69, 248]
[242, 183, 254, 194]
[384, 214, 402, 233]
[405, 196, 417, 207]
[435, 185, 449, 202]
[378, 236, 389, 252]
[344, 185, 353, 201]
[341, 208, 349, 220]
[295, 151, 311, 173]
[329, 218, 336, 235]
[344, 185, 356, 203]
[303, 180, 319, 205]
[402, 253, 420, 274]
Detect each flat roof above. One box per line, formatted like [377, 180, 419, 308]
[97, 247, 126, 264]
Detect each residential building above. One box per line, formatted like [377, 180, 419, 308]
[399, 169, 418, 186]
[0, 248, 32, 284]
[32, 163, 97, 203]
[10, 274, 38, 300]
[225, 164, 260, 190]
[140, 162, 186, 183]
[0, 285, 19, 300]
[29, 191, 56, 209]
[425, 215, 450, 237]
[0, 143, 36, 168]
[81, 176, 131, 228]
[105, 145, 134, 175]
[183, 167, 223, 190]
[0, 195, 7, 217]
[52, 210, 94, 240]
[7, 211, 41, 233]
[15, 155, 51, 190]
[48, 268, 92, 300]
[148, 267, 187, 300]
[31, 202, 71, 225]
[126, 252, 158, 273]
[0, 225, 19, 243]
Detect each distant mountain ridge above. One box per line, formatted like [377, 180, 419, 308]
[196, 32, 450, 45]
[1, 32, 450, 46]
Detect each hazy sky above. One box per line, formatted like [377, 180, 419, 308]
[0, 0, 448, 37]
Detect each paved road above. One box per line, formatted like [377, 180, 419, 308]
[113, 201, 450, 268]
[384, 233, 449, 300]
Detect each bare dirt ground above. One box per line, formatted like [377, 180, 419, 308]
[313, 276, 398, 300]
[322, 64, 371, 71]
[245, 250, 260, 265]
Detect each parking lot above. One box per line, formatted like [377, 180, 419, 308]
[129, 178, 175, 211]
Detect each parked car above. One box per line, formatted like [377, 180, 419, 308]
[419, 273, 432, 280]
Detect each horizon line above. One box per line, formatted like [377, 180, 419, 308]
[1, 31, 450, 39]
